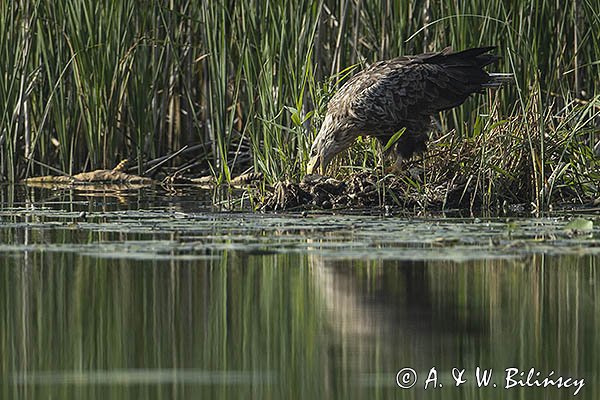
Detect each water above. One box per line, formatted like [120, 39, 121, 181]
[0, 185, 598, 399]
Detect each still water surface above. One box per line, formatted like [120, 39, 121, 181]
[0, 186, 598, 399]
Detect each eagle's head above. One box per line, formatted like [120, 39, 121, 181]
[306, 115, 353, 175]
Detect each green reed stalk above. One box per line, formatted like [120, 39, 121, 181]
[0, 0, 597, 207]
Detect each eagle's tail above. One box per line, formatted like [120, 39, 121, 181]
[482, 73, 515, 88]
[435, 46, 499, 67]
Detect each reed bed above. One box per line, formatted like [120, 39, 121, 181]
[1, 0, 598, 208]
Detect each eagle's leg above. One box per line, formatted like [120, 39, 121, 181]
[395, 131, 430, 178]
[386, 154, 404, 174]
[376, 127, 430, 174]
[378, 129, 429, 175]
[375, 135, 407, 174]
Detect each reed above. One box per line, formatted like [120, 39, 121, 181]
[1, 0, 598, 207]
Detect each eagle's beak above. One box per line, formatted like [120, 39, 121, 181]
[306, 156, 320, 175]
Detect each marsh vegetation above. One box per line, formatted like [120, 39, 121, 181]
[1, 1, 599, 209]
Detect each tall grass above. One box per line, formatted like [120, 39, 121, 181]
[1, 0, 598, 206]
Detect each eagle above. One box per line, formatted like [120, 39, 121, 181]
[306, 46, 512, 174]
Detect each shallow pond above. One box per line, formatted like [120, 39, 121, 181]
[1, 185, 598, 399]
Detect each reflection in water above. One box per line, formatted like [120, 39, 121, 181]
[12, 369, 275, 385]
[1, 248, 597, 399]
[312, 254, 596, 398]
[0, 185, 598, 399]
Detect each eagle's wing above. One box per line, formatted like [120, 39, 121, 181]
[328, 47, 496, 137]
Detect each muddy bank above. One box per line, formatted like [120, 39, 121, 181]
[261, 171, 600, 213]
[22, 160, 595, 213]
[261, 172, 485, 211]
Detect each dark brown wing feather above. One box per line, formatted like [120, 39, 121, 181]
[327, 46, 498, 159]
